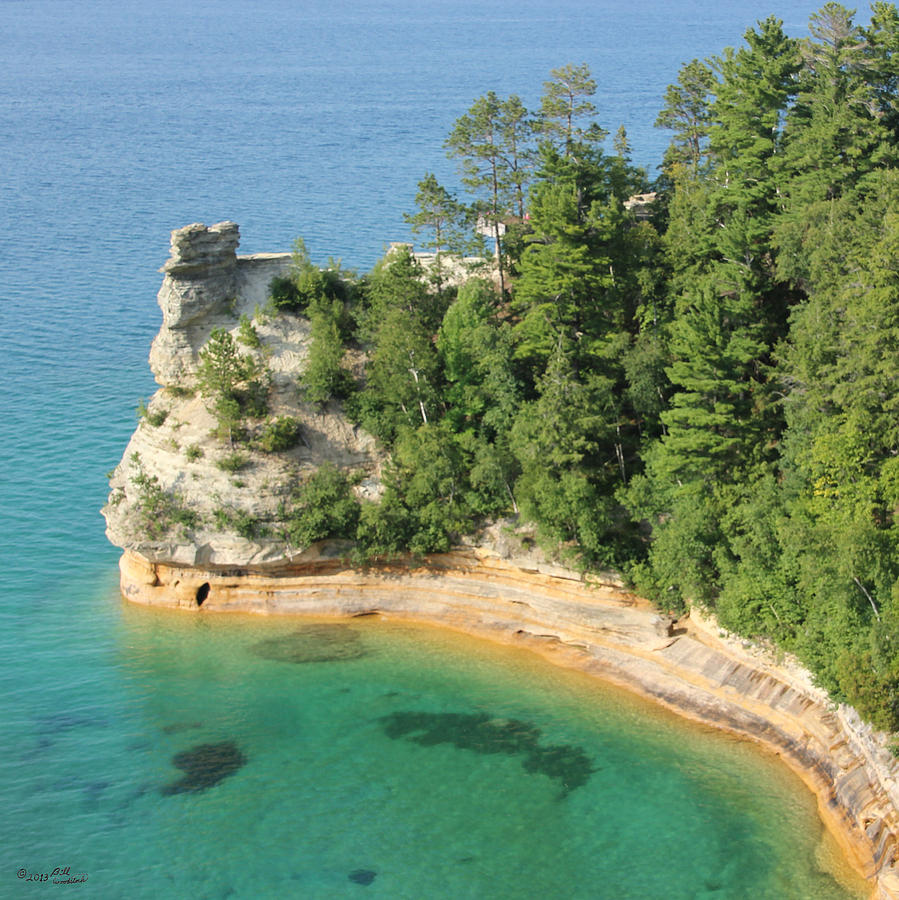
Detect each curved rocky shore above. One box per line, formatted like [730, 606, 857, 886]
[119, 543, 899, 898]
[106, 222, 899, 898]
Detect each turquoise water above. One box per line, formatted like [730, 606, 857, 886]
[3, 599, 865, 899]
[1, 1, 868, 897]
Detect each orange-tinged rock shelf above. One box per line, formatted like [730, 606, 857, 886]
[120, 546, 899, 899]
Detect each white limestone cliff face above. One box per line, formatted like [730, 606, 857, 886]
[103, 222, 381, 568]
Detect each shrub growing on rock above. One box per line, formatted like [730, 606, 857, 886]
[129, 452, 198, 538]
[255, 416, 301, 453]
[136, 398, 169, 427]
[281, 463, 360, 547]
[215, 451, 249, 473]
[213, 506, 262, 540]
[237, 314, 262, 349]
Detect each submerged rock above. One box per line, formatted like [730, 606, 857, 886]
[161, 741, 247, 795]
[161, 721, 203, 734]
[348, 869, 377, 886]
[250, 624, 367, 664]
[379, 710, 594, 797]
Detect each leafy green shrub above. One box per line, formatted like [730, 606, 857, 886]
[834, 648, 899, 732]
[185, 444, 203, 461]
[281, 463, 360, 547]
[268, 275, 302, 311]
[129, 453, 198, 538]
[270, 239, 357, 323]
[215, 451, 249, 473]
[354, 494, 414, 560]
[255, 416, 301, 452]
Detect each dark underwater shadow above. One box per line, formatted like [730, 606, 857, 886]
[161, 741, 247, 796]
[249, 623, 368, 664]
[379, 710, 596, 797]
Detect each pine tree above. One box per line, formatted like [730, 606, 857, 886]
[655, 58, 717, 174]
[707, 17, 800, 281]
[404, 173, 477, 294]
[775, 3, 895, 287]
[445, 92, 533, 294]
[537, 63, 606, 160]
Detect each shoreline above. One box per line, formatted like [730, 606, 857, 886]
[119, 547, 899, 899]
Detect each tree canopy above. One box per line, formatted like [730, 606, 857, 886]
[240, 9, 899, 731]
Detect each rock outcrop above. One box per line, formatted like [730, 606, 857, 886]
[105, 223, 899, 899]
[104, 222, 381, 568]
[148, 221, 294, 387]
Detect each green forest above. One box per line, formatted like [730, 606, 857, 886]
[205, 3, 899, 731]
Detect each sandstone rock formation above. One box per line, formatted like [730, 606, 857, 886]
[103, 222, 381, 568]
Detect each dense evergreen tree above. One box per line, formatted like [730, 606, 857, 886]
[510, 337, 616, 563]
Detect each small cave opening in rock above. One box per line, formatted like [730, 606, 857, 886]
[195, 583, 210, 607]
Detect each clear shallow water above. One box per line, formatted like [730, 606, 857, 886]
[0, 1, 869, 897]
[2, 602, 866, 899]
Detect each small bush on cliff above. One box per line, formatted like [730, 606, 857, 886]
[215, 451, 249, 473]
[237, 314, 262, 349]
[197, 328, 269, 443]
[255, 416, 301, 453]
[268, 275, 302, 312]
[213, 506, 263, 540]
[198, 328, 258, 395]
[271, 239, 357, 328]
[165, 384, 194, 399]
[129, 452, 198, 538]
[301, 304, 356, 406]
[136, 398, 168, 427]
[281, 463, 360, 548]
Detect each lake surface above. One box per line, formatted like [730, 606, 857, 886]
[0, 1, 870, 896]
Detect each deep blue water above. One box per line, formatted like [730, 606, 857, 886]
[1, 1, 866, 897]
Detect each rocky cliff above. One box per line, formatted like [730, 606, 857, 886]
[105, 223, 899, 899]
[103, 221, 381, 568]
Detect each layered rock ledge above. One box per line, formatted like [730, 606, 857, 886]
[118, 544, 899, 898]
